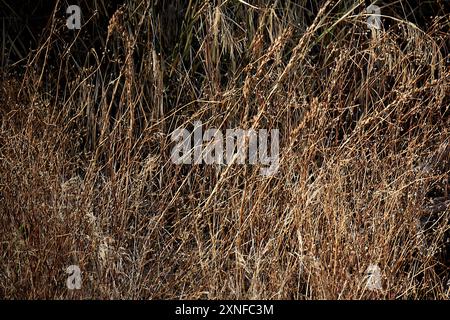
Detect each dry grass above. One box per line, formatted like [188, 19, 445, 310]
[0, 0, 449, 299]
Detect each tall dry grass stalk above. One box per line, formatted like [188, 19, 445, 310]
[0, 0, 449, 299]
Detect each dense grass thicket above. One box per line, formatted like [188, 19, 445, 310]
[0, 0, 449, 299]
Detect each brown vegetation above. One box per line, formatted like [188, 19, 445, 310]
[0, 0, 449, 299]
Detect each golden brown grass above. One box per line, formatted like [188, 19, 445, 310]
[0, 0, 449, 299]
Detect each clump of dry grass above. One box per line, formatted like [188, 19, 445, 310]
[0, 0, 449, 299]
